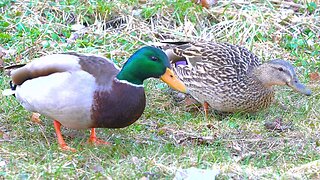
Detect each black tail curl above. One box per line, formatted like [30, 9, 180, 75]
[9, 81, 17, 91]
[8, 81, 16, 97]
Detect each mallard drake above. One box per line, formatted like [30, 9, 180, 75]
[162, 42, 311, 115]
[5, 46, 187, 151]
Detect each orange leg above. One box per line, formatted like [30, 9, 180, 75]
[88, 128, 110, 145]
[53, 120, 76, 152]
[203, 101, 209, 119]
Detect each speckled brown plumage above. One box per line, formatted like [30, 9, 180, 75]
[164, 42, 311, 113]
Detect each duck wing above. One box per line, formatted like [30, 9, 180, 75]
[164, 42, 261, 86]
[11, 53, 120, 87]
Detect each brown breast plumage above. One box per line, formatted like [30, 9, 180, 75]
[91, 80, 146, 128]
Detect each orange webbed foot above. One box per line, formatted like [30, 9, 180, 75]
[60, 144, 77, 152]
[53, 120, 77, 152]
[88, 137, 111, 145]
[88, 128, 111, 146]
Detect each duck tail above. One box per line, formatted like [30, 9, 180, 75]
[2, 64, 26, 97]
[10, 81, 17, 91]
[2, 89, 15, 96]
[151, 41, 190, 49]
[2, 81, 17, 96]
[160, 41, 190, 46]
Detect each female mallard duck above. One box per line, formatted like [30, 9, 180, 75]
[162, 42, 311, 115]
[6, 46, 187, 151]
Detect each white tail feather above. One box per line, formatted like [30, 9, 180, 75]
[2, 89, 15, 96]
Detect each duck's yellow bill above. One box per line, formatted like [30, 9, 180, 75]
[160, 68, 187, 93]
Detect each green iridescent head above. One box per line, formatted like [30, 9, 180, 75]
[116, 46, 187, 93]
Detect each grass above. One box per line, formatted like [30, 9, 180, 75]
[0, 0, 319, 179]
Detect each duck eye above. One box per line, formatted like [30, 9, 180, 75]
[150, 56, 158, 61]
[278, 67, 284, 71]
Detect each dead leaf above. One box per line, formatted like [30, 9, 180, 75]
[192, 0, 217, 9]
[15, 54, 22, 64]
[264, 118, 293, 131]
[31, 113, 43, 125]
[206, 123, 217, 130]
[138, 0, 147, 4]
[171, 91, 201, 112]
[310, 72, 320, 81]
[184, 96, 199, 107]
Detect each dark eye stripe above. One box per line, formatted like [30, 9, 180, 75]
[273, 66, 293, 77]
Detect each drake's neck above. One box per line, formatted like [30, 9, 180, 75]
[116, 70, 143, 85]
